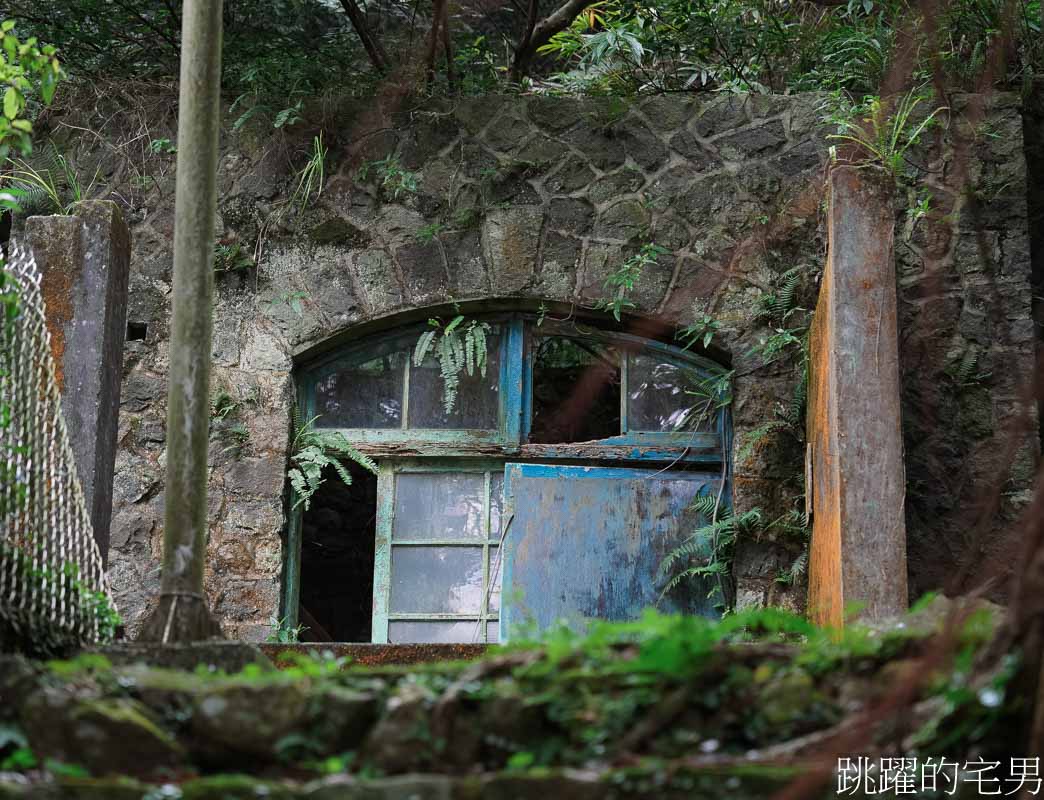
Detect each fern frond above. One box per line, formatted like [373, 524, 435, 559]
[689, 493, 724, 520]
[324, 432, 378, 474]
[464, 324, 476, 377]
[414, 330, 437, 367]
[737, 420, 790, 462]
[473, 322, 489, 377]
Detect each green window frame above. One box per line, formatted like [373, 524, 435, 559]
[371, 460, 503, 644]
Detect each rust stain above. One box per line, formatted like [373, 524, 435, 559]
[38, 254, 80, 394]
[807, 265, 843, 630]
[261, 642, 488, 668]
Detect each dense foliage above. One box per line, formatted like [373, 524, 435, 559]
[3, 0, 1040, 112]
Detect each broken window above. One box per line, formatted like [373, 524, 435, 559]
[292, 314, 729, 644]
[626, 353, 715, 433]
[298, 461, 378, 642]
[529, 335, 621, 443]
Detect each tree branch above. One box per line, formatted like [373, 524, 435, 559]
[339, 0, 391, 73]
[510, 0, 591, 83]
[440, 0, 456, 93]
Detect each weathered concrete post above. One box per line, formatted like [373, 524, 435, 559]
[26, 200, 130, 566]
[138, 0, 224, 642]
[807, 165, 908, 628]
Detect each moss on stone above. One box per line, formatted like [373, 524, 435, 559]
[181, 774, 296, 800]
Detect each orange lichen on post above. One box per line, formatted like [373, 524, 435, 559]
[807, 265, 843, 629]
[32, 217, 83, 394]
[806, 166, 908, 627]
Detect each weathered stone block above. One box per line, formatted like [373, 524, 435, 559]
[26, 200, 131, 564]
[351, 249, 405, 314]
[544, 159, 597, 195]
[594, 199, 650, 242]
[193, 681, 310, 758]
[525, 96, 581, 133]
[587, 168, 645, 206]
[714, 120, 788, 160]
[481, 208, 543, 295]
[548, 197, 595, 235]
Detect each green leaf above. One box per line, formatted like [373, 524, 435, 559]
[4, 86, 20, 120]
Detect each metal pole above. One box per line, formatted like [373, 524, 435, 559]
[139, 0, 224, 642]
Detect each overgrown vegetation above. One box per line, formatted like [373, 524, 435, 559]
[413, 314, 493, 414]
[357, 155, 419, 202]
[0, 602, 1017, 791]
[3, 0, 1038, 127]
[287, 413, 376, 511]
[0, 540, 120, 657]
[594, 242, 667, 321]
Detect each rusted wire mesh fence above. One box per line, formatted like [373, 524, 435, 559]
[0, 244, 115, 655]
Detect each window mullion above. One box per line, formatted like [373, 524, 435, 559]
[371, 463, 395, 643]
[620, 350, 629, 435]
[401, 353, 410, 430]
[500, 318, 524, 447]
[482, 471, 491, 622]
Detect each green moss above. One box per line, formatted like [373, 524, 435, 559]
[307, 217, 369, 246]
[52, 776, 151, 800]
[181, 774, 296, 800]
[71, 699, 184, 756]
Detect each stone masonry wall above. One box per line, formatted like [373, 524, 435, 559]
[24, 89, 1036, 639]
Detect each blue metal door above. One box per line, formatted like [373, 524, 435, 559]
[500, 464, 721, 640]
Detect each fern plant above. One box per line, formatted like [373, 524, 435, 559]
[827, 89, 947, 178]
[4, 145, 100, 215]
[288, 414, 376, 511]
[657, 494, 763, 613]
[946, 345, 991, 388]
[413, 315, 492, 414]
[357, 155, 418, 201]
[678, 368, 734, 432]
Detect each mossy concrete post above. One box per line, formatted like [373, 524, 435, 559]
[807, 165, 908, 628]
[25, 201, 130, 566]
[138, 0, 224, 642]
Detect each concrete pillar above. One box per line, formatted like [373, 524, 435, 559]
[807, 166, 907, 627]
[25, 200, 131, 566]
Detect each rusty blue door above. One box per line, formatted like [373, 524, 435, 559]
[499, 464, 721, 640]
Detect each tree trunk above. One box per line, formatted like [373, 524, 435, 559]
[138, 0, 224, 643]
[509, 0, 590, 83]
[339, 0, 390, 74]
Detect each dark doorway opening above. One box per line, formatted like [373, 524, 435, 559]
[299, 461, 377, 642]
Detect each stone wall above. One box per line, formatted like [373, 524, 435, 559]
[25, 88, 1036, 639]
[894, 92, 1040, 600]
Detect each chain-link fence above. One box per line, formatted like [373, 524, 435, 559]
[0, 243, 116, 656]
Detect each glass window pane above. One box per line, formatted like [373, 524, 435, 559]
[489, 472, 504, 540]
[393, 473, 486, 540]
[388, 620, 487, 644]
[408, 333, 500, 429]
[488, 546, 502, 613]
[389, 546, 484, 613]
[315, 352, 404, 428]
[486, 621, 499, 643]
[627, 354, 716, 433]
[530, 336, 621, 443]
